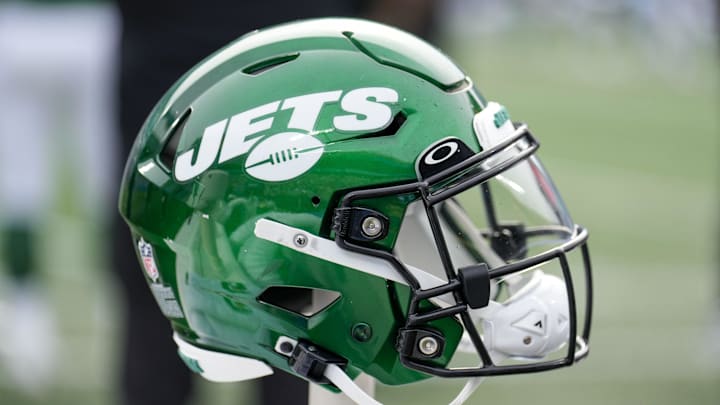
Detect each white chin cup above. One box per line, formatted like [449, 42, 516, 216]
[480, 270, 570, 359]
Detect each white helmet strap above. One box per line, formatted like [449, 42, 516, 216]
[323, 364, 382, 405]
[321, 360, 487, 405]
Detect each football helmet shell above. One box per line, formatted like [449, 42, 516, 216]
[119, 17, 593, 398]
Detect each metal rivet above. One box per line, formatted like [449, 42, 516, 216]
[418, 336, 439, 356]
[351, 323, 373, 342]
[523, 336, 532, 345]
[361, 216, 383, 238]
[293, 234, 307, 247]
[279, 342, 294, 354]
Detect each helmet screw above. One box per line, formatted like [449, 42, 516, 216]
[293, 234, 307, 248]
[418, 336, 439, 356]
[351, 323, 373, 342]
[361, 216, 383, 238]
[523, 336, 532, 345]
[279, 341, 294, 354]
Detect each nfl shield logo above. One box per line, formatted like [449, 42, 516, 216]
[138, 238, 160, 282]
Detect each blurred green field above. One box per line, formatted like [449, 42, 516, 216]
[1, 24, 718, 405]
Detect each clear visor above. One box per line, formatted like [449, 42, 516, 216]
[394, 154, 590, 367]
[396, 155, 574, 276]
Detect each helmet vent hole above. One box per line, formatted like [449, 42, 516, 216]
[311, 196, 321, 206]
[258, 286, 341, 318]
[159, 108, 191, 170]
[242, 53, 300, 76]
[355, 111, 406, 139]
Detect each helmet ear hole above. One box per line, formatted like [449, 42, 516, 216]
[258, 286, 341, 317]
[311, 196, 321, 206]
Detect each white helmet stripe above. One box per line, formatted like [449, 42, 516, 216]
[254, 218, 450, 297]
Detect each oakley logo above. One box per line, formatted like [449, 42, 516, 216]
[423, 141, 459, 166]
[415, 137, 475, 180]
[174, 87, 399, 182]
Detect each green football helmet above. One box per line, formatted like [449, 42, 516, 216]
[119, 18, 593, 404]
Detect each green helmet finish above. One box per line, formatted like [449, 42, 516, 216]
[120, 18, 593, 401]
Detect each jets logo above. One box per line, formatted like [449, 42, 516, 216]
[174, 87, 399, 182]
[244, 132, 324, 182]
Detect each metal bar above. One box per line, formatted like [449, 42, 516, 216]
[581, 242, 594, 341]
[488, 226, 588, 278]
[558, 251, 578, 365]
[414, 279, 461, 300]
[407, 304, 466, 326]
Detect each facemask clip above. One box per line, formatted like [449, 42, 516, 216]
[457, 263, 491, 309]
[487, 222, 527, 261]
[289, 340, 348, 384]
[333, 207, 390, 242]
[397, 328, 446, 360]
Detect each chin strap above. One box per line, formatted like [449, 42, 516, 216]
[324, 364, 383, 405]
[322, 361, 487, 405]
[449, 377, 486, 405]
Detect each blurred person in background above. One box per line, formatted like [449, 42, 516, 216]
[114, 1, 437, 404]
[0, 0, 119, 394]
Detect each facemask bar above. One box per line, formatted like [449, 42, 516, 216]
[403, 229, 592, 377]
[333, 125, 593, 378]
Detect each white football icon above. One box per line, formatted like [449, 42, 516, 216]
[245, 132, 324, 182]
